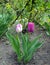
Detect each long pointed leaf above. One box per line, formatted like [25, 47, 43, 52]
[6, 32, 22, 61]
[22, 34, 28, 58]
[25, 41, 43, 62]
[28, 34, 42, 50]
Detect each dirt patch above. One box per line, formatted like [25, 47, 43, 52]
[0, 25, 50, 65]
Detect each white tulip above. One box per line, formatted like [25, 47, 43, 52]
[16, 24, 22, 33]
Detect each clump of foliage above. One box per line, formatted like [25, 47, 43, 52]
[6, 32, 43, 63]
[0, 0, 50, 37]
[8, 0, 50, 35]
[0, 3, 16, 37]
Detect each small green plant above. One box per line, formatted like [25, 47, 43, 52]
[6, 32, 43, 63]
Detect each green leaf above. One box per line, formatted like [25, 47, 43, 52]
[24, 34, 43, 62]
[25, 41, 43, 62]
[28, 34, 42, 50]
[6, 32, 22, 61]
[22, 34, 29, 57]
[47, 2, 50, 9]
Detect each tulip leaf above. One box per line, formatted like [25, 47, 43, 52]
[6, 32, 22, 61]
[6, 32, 43, 63]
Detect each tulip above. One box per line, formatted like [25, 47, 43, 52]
[28, 22, 35, 32]
[16, 24, 22, 33]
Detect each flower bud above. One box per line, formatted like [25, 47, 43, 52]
[28, 22, 35, 32]
[16, 24, 22, 33]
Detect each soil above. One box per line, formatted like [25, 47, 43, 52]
[0, 25, 50, 65]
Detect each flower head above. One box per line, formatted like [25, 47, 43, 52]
[28, 22, 35, 32]
[16, 24, 22, 33]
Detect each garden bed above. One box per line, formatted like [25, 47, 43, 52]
[0, 25, 50, 65]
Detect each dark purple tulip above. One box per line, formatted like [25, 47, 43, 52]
[28, 22, 35, 32]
